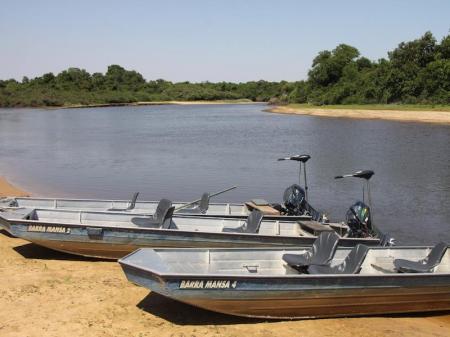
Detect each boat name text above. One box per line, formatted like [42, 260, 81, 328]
[179, 280, 237, 289]
[27, 225, 71, 234]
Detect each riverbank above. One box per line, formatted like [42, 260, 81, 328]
[0, 176, 29, 197]
[0, 180, 449, 337]
[57, 99, 258, 109]
[0, 99, 259, 110]
[268, 104, 450, 124]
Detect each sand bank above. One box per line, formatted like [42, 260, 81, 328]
[0, 176, 29, 197]
[60, 100, 258, 109]
[1, 181, 449, 337]
[269, 106, 450, 124]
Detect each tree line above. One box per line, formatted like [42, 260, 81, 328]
[0, 31, 448, 108]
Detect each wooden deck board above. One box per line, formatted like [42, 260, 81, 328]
[245, 202, 280, 216]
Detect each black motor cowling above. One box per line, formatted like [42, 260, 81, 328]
[282, 184, 306, 215]
[346, 201, 373, 237]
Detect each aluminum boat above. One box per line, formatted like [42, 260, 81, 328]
[119, 242, 450, 319]
[0, 202, 380, 259]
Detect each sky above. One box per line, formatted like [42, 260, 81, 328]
[1, 0, 449, 83]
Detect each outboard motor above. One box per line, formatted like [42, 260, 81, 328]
[276, 154, 322, 220]
[278, 154, 311, 201]
[345, 201, 372, 238]
[283, 184, 306, 215]
[336, 171, 375, 238]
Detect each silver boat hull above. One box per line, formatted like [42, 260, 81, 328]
[2, 208, 379, 259]
[119, 247, 450, 319]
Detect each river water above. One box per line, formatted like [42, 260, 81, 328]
[0, 104, 449, 244]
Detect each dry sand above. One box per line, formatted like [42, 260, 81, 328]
[0, 177, 29, 197]
[1, 182, 450, 337]
[269, 106, 450, 124]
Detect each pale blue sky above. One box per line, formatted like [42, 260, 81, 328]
[1, 0, 449, 82]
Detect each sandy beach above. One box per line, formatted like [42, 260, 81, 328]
[1, 181, 450, 337]
[269, 106, 450, 124]
[0, 177, 29, 197]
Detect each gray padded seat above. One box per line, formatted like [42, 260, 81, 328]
[179, 193, 210, 214]
[307, 244, 369, 274]
[132, 199, 174, 228]
[108, 192, 139, 211]
[282, 231, 340, 270]
[394, 242, 447, 273]
[222, 210, 264, 233]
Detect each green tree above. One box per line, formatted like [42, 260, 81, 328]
[309, 44, 360, 87]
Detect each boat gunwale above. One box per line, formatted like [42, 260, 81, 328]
[2, 206, 312, 220]
[118, 247, 450, 279]
[119, 257, 450, 280]
[2, 207, 310, 223]
[11, 196, 247, 207]
[5, 215, 379, 244]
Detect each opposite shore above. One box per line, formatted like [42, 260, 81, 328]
[4, 100, 450, 124]
[268, 104, 450, 124]
[57, 99, 259, 109]
[0, 99, 258, 110]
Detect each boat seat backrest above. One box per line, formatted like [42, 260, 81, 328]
[393, 242, 448, 273]
[153, 199, 172, 223]
[337, 244, 369, 274]
[423, 242, 448, 267]
[127, 192, 139, 210]
[282, 231, 340, 269]
[307, 244, 369, 274]
[309, 231, 340, 265]
[198, 193, 210, 214]
[220, 211, 263, 234]
[244, 210, 264, 233]
[160, 206, 176, 229]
